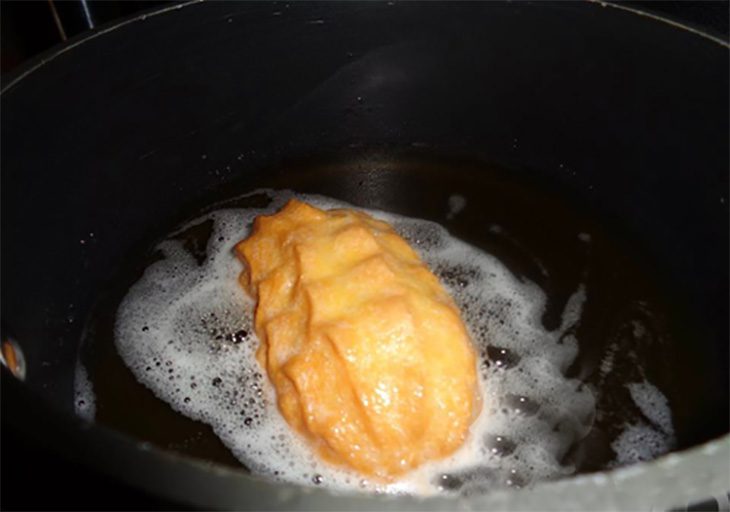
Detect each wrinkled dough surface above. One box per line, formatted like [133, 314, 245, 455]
[236, 199, 479, 478]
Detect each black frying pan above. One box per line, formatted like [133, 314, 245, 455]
[1, 1, 728, 509]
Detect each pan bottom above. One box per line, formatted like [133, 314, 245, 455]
[75, 154, 724, 493]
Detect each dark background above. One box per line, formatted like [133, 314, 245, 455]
[1, 1, 728, 511]
[1, 1, 728, 77]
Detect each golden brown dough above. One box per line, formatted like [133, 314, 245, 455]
[235, 199, 479, 479]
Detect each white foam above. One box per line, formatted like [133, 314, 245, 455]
[608, 380, 676, 467]
[446, 194, 467, 220]
[74, 362, 96, 421]
[627, 381, 674, 436]
[111, 189, 663, 496]
[611, 423, 673, 466]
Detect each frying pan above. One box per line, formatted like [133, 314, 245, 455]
[1, 1, 728, 509]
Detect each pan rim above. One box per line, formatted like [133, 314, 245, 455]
[0, 0, 727, 97]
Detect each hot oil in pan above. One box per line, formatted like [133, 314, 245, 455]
[76, 155, 692, 495]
